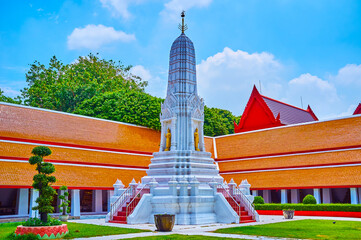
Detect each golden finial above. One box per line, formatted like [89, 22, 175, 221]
[178, 11, 188, 33]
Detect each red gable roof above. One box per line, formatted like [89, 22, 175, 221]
[262, 96, 318, 124]
[353, 103, 361, 115]
[234, 86, 318, 133]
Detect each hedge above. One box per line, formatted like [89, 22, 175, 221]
[254, 204, 361, 212]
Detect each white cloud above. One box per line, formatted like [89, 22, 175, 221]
[288, 73, 338, 102]
[130, 65, 152, 82]
[0, 86, 21, 97]
[130, 65, 167, 97]
[195, 47, 361, 119]
[161, 0, 212, 21]
[67, 24, 135, 50]
[286, 73, 339, 118]
[100, 0, 143, 19]
[197, 47, 285, 115]
[331, 64, 361, 85]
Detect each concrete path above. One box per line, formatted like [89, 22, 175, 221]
[70, 215, 361, 240]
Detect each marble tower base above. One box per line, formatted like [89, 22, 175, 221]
[127, 177, 239, 225]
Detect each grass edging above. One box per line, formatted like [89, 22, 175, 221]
[254, 203, 361, 212]
[215, 219, 361, 240]
[0, 221, 150, 239]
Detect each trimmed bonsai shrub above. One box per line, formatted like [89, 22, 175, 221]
[253, 196, 265, 204]
[28, 146, 57, 223]
[303, 194, 317, 204]
[23, 216, 61, 226]
[59, 186, 70, 216]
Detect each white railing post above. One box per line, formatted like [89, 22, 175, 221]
[129, 179, 138, 197]
[168, 176, 178, 196]
[209, 178, 218, 195]
[228, 179, 237, 196]
[149, 178, 158, 195]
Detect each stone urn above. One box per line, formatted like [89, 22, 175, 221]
[283, 209, 295, 219]
[154, 214, 175, 232]
[59, 215, 69, 222]
[15, 224, 69, 239]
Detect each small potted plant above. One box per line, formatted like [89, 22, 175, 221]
[283, 209, 295, 219]
[154, 213, 175, 232]
[59, 186, 71, 222]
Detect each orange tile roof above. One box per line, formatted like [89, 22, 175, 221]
[0, 161, 146, 188]
[222, 166, 361, 189]
[218, 149, 361, 172]
[1, 142, 151, 167]
[216, 115, 361, 159]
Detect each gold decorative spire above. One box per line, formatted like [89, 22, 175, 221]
[178, 11, 188, 33]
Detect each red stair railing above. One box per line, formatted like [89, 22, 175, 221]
[216, 184, 242, 217]
[109, 186, 132, 221]
[233, 187, 259, 221]
[126, 184, 150, 219]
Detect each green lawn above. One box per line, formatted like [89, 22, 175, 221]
[127, 234, 242, 239]
[0, 222, 20, 239]
[215, 219, 361, 239]
[0, 221, 149, 239]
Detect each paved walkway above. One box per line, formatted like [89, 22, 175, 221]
[70, 215, 361, 240]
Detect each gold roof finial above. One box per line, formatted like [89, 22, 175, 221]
[178, 11, 188, 33]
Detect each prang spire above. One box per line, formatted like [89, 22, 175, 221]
[178, 11, 188, 33]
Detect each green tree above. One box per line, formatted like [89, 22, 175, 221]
[29, 146, 56, 223]
[204, 106, 241, 136]
[0, 88, 21, 104]
[21, 54, 147, 112]
[74, 90, 163, 130]
[59, 186, 70, 216]
[19, 54, 240, 135]
[303, 194, 317, 204]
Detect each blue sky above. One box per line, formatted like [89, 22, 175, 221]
[1, 0, 361, 119]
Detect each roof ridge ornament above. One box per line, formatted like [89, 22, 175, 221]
[178, 11, 188, 33]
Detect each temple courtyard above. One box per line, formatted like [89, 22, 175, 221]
[2, 215, 360, 239]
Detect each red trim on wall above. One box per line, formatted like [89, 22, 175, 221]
[0, 136, 154, 156]
[219, 161, 361, 174]
[216, 144, 361, 162]
[257, 210, 361, 218]
[249, 185, 361, 190]
[0, 155, 148, 170]
[0, 185, 114, 190]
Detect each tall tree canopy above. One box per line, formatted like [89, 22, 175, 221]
[204, 106, 241, 136]
[22, 54, 146, 112]
[74, 90, 163, 130]
[16, 54, 239, 136]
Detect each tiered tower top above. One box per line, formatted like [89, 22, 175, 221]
[167, 12, 197, 97]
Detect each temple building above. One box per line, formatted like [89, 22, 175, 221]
[0, 14, 361, 221]
[234, 86, 318, 133]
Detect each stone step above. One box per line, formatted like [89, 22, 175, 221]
[113, 216, 126, 221]
[240, 211, 248, 215]
[240, 215, 253, 221]
[117, 207, 136, 216]
[109, 220, 127, 224]
[117, 211, 127, 216]
[239, 220, 256, 224]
